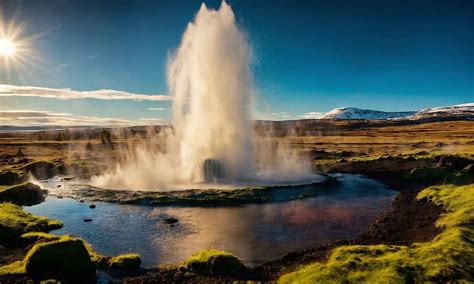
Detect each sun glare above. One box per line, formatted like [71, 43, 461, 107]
[0, 15, 43, 82]
[0, 38, 16, 57]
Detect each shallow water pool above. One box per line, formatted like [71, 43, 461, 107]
[25, 173, 396, 267]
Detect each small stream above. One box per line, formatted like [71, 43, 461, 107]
[25, 173, 397, 267]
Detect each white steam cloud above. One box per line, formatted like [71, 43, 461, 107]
[91, 2, 317, 191]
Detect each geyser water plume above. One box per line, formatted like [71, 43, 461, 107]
[91, 2, 317, 191]
[168, 2, 256, 182]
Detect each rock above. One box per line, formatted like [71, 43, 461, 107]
[24, 236, 96, 282]
[22, 161, 59, 180]
[163, 217, 179, 224]
[89, 204, 96, 209]
[108, 253, 141, 271]
[203, 159, 226, 183]
[180, 249, 248, 278]
[340, 151, 357, 157]
[0, 182, 45, 206]
[83, 219, 93, 222]
[0, 170, 26, 185]
[463, 164, 474, 173]
[0, 203, 62, 244]
[436, 155, 474, 170]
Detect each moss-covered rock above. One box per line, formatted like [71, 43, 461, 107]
[0, 182, 45, 205]
[20, 232, 61, 243]
[0, 236, 96, 282]
[0, 203, 62, 244]
[0, 170, 26, 186]
[24, 236, 96, 282]
[108, 253, 141, 271]
[180, 249, 248, 278]
[22, 161, 58, 180]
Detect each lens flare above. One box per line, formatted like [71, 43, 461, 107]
[0, 15, 43, 83]
[0, 38, 16, 57]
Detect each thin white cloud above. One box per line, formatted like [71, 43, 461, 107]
[300, 112, 325, 119]
[147, 107, 170, 111]
[0, 84, 172, 101]
[0, 110, 164, 127]
[270, 111, 292, 119]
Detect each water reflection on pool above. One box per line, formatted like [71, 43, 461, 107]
[25, 173, 397, 267]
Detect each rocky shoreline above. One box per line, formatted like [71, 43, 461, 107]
[46, 174, 340, 207]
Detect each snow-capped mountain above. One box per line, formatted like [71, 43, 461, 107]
[407, 103, 474, 120]
[320, 107, 416, 120]
[319, 103, 474, 120]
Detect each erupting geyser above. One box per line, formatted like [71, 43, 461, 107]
[169, 2, 256, 182]
[92, 2, 317, 191]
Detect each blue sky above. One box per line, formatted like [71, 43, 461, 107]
[0, 0, 473, 124]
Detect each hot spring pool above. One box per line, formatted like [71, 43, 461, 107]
[25, 173, 397, 267]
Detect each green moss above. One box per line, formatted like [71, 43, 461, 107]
[279, 184, 474, 283]
[108, 253, 141, 271]
[21, 232, 61, 242]
[0, 235, 96, 282]
[24, 235, 96, 282]
[180, 249, 248, 278]
[0, 260, 25, 275]
[0, 203, 63, 244]
[0, 182, 45, 205]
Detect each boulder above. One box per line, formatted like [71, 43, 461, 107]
[203, 159, 226, 183]
[24, 237, 96, 282]
[180, 249, 247, 278]
[22, 161, 58, 180]
[0, 170, 27, 185]
[0, 182, 45, 205]
[108, 253, 141, 271]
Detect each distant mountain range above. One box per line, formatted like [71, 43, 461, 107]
[320, 103, 474, 120]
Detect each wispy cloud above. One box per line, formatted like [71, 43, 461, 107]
[0, 84, 172, 101]
[299, 112, 325, 119]
[271, 111, 292, 119]
[0, 110, 164, 127]
[147, 107, 170, 111]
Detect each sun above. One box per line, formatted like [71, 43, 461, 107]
[0, 38, 16, 57]
[0, 15, 44, 82]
